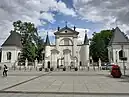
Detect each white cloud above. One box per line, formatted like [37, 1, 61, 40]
[73, 0, 129, 34]
[57, 1, 76, 16]
[0, 21, 13, 46]
[0, 0, 76, 46]
[40, 12, 55, 23]
[38, 28, 56, 37]
[75, 28, 90, 44]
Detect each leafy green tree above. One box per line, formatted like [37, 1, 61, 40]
[90, 30, 113, 62]
[35, 36, 45, 62]
[11, 20, 44, 63]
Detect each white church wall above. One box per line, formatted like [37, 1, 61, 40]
[44, 28, 89, 69]
[44, 44, 83, 68]
[111, 45, 129, 69]
[73, 37, 77, 56]
[51, 52, 58, 68]
[79, 45, 89, 66]
[73, 45, 81, 67]
[80, 46, 84, 65]
[85, 45, 89, 62]
[55, 36, 59, 48]
[45, 46, 52, 58]
[1, 46, 21, 67]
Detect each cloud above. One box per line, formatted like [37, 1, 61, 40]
[75, 28, 90, 44]
[56, 1, 76, 16]
[73, 0, 129, 33]
[38, 28, 56, 44]
[0, 0, 76, 46]
[40, 12, 55, 23]
[38, 28, 56, 37]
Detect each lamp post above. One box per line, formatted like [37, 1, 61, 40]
[76, 51, 78, 67]
[42, 50, 45, 68]
[121, 45, 127, 76]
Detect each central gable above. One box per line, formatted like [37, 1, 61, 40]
[54, 27, 79, 35]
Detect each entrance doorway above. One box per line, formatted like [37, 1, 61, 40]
[47, 61, 50, 68]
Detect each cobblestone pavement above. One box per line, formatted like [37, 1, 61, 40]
[0, 69, 129, 97]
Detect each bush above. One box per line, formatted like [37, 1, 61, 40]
[63, 67, 66, 71]
[45, 68, 49, 72]
[57, 65, 59, 68]
[75, 67, 78, 71]
[50, 67, 54, 71]
[39, 67, 42, 71]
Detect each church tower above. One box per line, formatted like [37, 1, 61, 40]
[80, 30, 89, 66]
[84, 31, 89, 64]
[44, 32, 51, 68]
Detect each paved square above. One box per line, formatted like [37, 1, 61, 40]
[0, 70, 129, 97]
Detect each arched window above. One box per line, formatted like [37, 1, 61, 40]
[47, 61, 50, 68]
[18, 52, 21, 60]
[7, 52, 11, 60]
[59, 38, 73, 46]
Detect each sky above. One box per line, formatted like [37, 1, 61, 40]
[0, 0, 129, 45]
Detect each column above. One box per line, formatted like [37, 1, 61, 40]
[87, 60, 90, 71]
[25, 58, 28, 68]
[99, 58, 101, 70]
[56, 36, 59, 49]
[35, 58, 38, 68]
[113, 49, 116, 64]
[73, 37, 77, 56]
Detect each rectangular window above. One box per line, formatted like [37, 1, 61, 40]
[7, 52, 11, 60]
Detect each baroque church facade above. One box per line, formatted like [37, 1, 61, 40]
[1, 24, 128, 70]
[0, 25, 89, 68]
[44, 26, 89, 69]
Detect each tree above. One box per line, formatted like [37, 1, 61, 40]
[11, 20, 44, 63]
[35, 36, 45, 62]
[90, 30, 113, 62]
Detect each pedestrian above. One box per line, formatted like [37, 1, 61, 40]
[3, 65, 8, 77]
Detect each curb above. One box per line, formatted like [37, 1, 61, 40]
[0, 91, 129, 95]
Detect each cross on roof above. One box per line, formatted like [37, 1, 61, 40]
[85, 30, 87, 34]
[65, 21, 67, 28]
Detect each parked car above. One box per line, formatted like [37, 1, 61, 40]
[106, 63, 115, 70]
[101, 63, 107, 70]
[101, 62, 114, 70]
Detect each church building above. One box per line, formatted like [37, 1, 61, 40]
[108, 27, 129, 69]
[0, 32, 22, 67]
[0, 25, 89, 69]
[44, 25, 89, 69]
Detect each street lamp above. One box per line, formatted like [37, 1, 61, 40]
[120, 45, 127, 76]
[42, 50, 45, 68]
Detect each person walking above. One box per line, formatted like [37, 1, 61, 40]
[3, 65, 8, 77]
